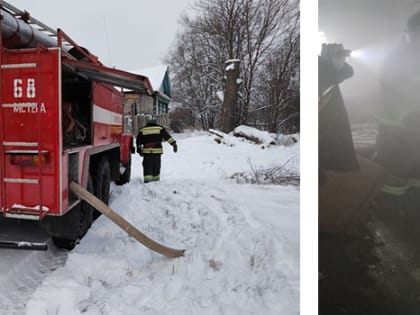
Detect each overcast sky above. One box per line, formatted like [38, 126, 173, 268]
[8, 0, 196, 71]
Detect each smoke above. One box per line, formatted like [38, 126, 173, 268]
[349, 38, 399, 75]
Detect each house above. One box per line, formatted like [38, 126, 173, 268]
[123, 65, 172, 135]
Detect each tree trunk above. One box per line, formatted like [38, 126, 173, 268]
[221, 59, 240, 133]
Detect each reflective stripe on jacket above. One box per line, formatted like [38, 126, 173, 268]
[136, 122, 175, 155]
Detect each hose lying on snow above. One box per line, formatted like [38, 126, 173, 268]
[70, 181, 185, 258]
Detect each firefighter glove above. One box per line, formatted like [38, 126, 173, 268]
[320, 43, 351, 70]
[173, 143, 178, 153]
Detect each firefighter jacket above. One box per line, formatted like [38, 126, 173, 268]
[318, 55, 359, 173]
[136, 122, 176, 154]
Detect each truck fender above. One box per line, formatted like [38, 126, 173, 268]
[119, 134, 133, 164]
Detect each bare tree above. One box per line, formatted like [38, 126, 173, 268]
[254, 10, 300, 133]
[166, 28, 223, 130]
[236, 0, 297, 127]
[166, 0, 300, 133]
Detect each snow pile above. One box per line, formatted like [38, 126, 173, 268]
[167, 131, 299, 180]
[233, 125, 276, 146]
[232, 125, 298, 148]
[276, 133, 299, 147]
[216, 90, 224, 102]
[25, 131, 299, 315]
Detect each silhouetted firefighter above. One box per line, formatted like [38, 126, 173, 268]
[136, 119, 178, 183]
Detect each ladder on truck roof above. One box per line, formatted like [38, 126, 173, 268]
[1, 0, 154, 93]
[0, 0, 56, 34]
[0, 1, 153, 93]
[0, 0, 73, 50]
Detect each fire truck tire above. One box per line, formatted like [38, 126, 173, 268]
[92, 157, 111, 219]
[50, 209, 86, 250]
[116, 154, 131, 185]
[51, 176, 94, 250]
[79, 174, 94, 237]
[52, 237, 77, 250]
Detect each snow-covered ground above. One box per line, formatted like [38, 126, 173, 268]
[23, 129, 299, 315]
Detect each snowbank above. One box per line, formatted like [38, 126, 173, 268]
[25, 131, 299, 315]
[233, 125, 277, 146]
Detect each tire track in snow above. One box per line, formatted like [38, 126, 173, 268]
[0, 241, 67, 315]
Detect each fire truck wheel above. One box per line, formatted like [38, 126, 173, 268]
[52, 237, 78, 250]
[93, 157, 111, 219]
[51, 176, 94, 250]
[116, 154, 132, 185]
[78, 174, 94, 237]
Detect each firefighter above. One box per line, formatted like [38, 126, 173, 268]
[376, 9, 420, 184]
[136, 119, 178, 183]
[319, 42, 359, 181]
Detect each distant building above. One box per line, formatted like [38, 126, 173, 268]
[123, 65, 172, 135]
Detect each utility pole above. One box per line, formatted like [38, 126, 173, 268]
[220, 59, 240, 133]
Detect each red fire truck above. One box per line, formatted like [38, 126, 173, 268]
[0, 1, 153, 249]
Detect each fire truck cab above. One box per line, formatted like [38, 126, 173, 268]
[0, 1, 152, 249]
